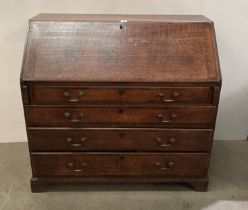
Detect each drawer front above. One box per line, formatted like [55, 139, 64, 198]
[32, 86, 212, 105]
[31, 153, 209, 178]
[25, 106, 216, 127]
[28, 128, 213, 152]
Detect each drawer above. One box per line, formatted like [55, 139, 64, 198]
[31, 153, 209, 178]
[28, 128, 213, 152]
[25, 106, 216, 128]
[31, 86, 212, 105]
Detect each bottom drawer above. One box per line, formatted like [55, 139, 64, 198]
[31, 153, 209, 178]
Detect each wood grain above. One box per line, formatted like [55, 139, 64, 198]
[28, 128, 213, 152]
[20, 14, 221, 192]
[21, 18, 220, 82]
[25, 105, 216, 127]
[31, 86, 212, 105]
[31, 153, 210, 178]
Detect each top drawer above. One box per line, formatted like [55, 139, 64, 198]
[31, 86, 212, 105]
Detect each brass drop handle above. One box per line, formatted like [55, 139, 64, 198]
[155, 161, 175, 170]
[158, 92, 180, 102]
[63, 90, 85, 102]
[64, 112, 84, 122]
[156, 137, 176, 147]
[67, 162, 88, 172]
[157, 113, 177, 123]
[66, 137, 86, 147]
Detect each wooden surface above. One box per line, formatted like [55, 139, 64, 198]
[32, 86, 212, 105]
[20, 14, 221, 192]
[25, 106, 216, 127]
[31, 153, 209, 177]
[28, 128, 213, 152]
[21, 15, 220, 83]
[30, 14, 212, 22]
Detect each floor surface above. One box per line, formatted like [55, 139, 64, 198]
[0, 141, 248, 210]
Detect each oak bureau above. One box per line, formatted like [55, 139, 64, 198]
[20, 14, 221, 192]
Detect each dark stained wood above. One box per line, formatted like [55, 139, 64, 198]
[21, 85, 29, 104]
[28, 128, 213, 152]
[25, 106, 216, 127]
[20, 14, 221, 192]
[31, 153, 209, 178]
[187, 179, 209, 192]
[21, 16, 221, 83]
[31, 86, 212, 105]
[30, 179, 48, 193]
[30, 177, 209, 192]
[212, 86, 221, 105]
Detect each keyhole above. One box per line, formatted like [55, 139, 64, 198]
[120, 24, 123, 29]
[119, 155, 124, 160]
[118, 89, 124, 96]
[119, 132, 124, 138]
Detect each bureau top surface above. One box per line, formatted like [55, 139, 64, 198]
[21, 14, 221, 83]
[30, 14, 213, 22]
